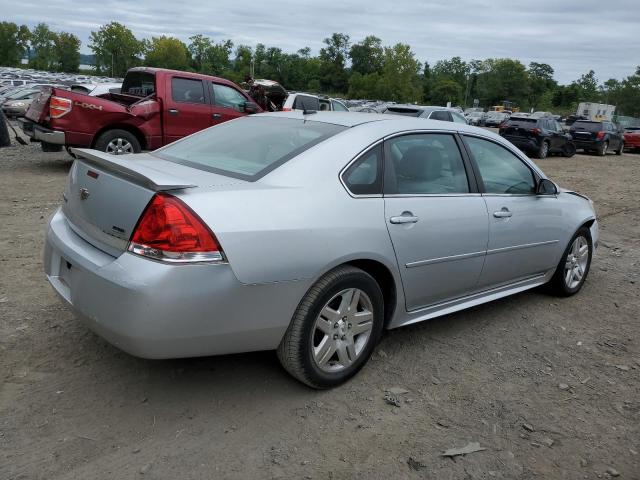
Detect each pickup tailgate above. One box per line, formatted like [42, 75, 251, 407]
[62, 149, 198, 257]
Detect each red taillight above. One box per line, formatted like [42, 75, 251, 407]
[128, 193, 224, 263]
[596, 131, 606, 140]
[529, 128, 541, 135]
[282, 107, 292, 111]
[49, 96, 72, 118]
[498, 122, 508, 129]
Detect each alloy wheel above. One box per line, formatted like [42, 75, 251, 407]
[106, 137, 134, 155]
[311, 288, 374, 373]
[564, 236, 589, 289]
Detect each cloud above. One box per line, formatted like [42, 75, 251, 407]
[1, 0, 637, 83]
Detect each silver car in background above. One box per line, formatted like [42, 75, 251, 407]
[44, 112, 598, 388]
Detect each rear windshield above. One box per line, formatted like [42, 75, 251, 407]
[384, 107, 421, 117]
[572, 121, 602, 131]
[153, 117, 347, 181]
[292, 95, 320, 110]
[121, 71, 155, 97]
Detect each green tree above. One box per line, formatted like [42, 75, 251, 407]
[572, 70, 599, 101]
[0, 22, 30, 66]
[233, 44, 253, 78]
[144, 36, 190, 70]
[188, 34, 212, 72]
[475, 58, 529, 108]
[527, 62, 556, 109]
[53, 32, 81, 72]
[89, 22, 144, 77]
[319, 33, 350, 92]
[430, 78, 463, 106]
[204, 39, 233, 75]
[29, 23, 56, 70]
[376, 43, 422, 103]
[349, 36, 383, 75]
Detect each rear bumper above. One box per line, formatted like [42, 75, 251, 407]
[19, 118, 66, 145]
[503, 135, 539, 151]
[571, 138, 602, 150]
[44, 208, 306, 359]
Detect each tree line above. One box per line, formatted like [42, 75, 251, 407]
[1, 21, 639, 116]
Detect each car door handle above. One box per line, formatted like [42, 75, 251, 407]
[212, 113, 222, 119]
[168, 108, 179, 115]
[493, 208, 512, 218]
[389, 213, 419, 224]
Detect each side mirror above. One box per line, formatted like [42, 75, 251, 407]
[243, 101, 259, 114]
[537, 178, 557, 195]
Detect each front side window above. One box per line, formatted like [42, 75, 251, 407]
[212, 83, 247, 111]
[464, 136, 536, 194]
[342, 144, 382, 195]
[451, 112, 467, 124]
[171, 78, 205, 104]
[331, 100, 348, 112]
[385, 134, 469, 194]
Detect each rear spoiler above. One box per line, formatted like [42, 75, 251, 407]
[70, 148, 196, 191]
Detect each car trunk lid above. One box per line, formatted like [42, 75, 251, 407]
[62, 149, 240, 257]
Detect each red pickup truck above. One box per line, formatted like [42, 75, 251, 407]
[20, 67, 261, 154]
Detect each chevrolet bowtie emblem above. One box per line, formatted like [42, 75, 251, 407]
[79, 188, 90, 200]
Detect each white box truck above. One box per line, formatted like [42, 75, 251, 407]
[576, 102, 616, 121]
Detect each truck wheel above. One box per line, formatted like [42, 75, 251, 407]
[597, 141, 608, 156]
[0, 111, 10, 148]
[95, 129, 141, 155]
[41, 142, 63, 152]
[562, 142, 576, 158]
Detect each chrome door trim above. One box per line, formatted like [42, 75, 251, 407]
[385, 193, 482, 198]
[406, 250, 486, 268]
[486, 239, 559, 255]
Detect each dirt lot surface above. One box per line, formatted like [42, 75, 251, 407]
[1, 134, 639, 479]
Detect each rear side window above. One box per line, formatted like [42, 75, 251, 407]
[507, 117, 537, 127]
[464, 136, 535, 194]
[212, 83, 247, 111]
[293, 95, 320, 110]
[172, 78, 205, 104]
[342, 144, 383, 195]
[429, 110, 451, 121]
[154, 117, 346, 181]
[385, 134, 469, 194]
[121, 71, 155, 96]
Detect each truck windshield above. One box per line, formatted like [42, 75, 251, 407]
[121, 71, 155, 97]
[153, 117, 347, 181]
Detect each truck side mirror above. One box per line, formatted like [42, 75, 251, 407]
[243, 101, 259, 114]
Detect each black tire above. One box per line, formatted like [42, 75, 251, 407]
[94, 129, 141, 155]
[536, 140, 549, 159]
[562, 142, 576, 158]
[547, 227, 592, 297]
[597, 141, 608, 156]
[615, 142, 624, 155]
[277, 265, 385, 389]
[41, 142, 63, 152]
[0, 111, 10, 148]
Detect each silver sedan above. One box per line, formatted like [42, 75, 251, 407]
[44, 112, 598, 388]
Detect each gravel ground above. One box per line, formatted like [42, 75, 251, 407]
[1, 135, 639, 480]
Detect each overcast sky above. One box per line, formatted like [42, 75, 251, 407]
[2, 0, 637, 83]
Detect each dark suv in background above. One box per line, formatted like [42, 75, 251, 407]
[569, 120, 624, 156]
[499, 116, 575, 158]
